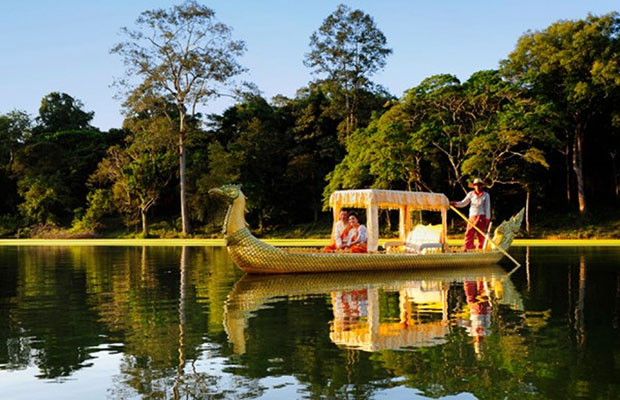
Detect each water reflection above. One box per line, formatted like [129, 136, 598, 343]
[224, 266, 524, 357]
[1, 246, 620, 399]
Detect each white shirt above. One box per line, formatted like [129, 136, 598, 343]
[346, 225, 367, 246]
[333, 220, 347, 247]
[455, 191, 491, 218]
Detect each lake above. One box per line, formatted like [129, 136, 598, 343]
[0, 245, 619, 399]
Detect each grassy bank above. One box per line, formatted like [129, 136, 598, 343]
[2, 208, 618, 241]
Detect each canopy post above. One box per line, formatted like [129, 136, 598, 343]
[405, 206, 412, 237]
[332, 205, 342, 243]
[398, 206, 407, 241]
[368, 288, 380, 342]
[367, 204, 379, 252]
[441, 207, 448, 250]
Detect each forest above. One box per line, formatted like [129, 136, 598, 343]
[0, 2, 618, 238]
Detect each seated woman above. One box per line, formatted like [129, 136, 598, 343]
[343, 212, 368, 253]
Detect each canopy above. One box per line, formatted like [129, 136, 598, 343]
[329, 189, 449, 211]
[328, 189, 449, 252]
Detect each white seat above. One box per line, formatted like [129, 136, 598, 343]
[385, 224, 443, 254]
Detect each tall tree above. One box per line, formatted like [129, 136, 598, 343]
[501, 12, 620, 215]
[90, 125, 176, 236]
[0, 110, 30, 171]
[304, 4, 392, 139]
[35, 92, 94, 133]
[112, 0, 246, 234]
[0, 110, 30, 215]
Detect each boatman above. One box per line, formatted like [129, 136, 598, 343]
[322, 210, 352, 251]
[450, 178, 491, 250]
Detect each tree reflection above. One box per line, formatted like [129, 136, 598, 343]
[1, 247, 620, 399]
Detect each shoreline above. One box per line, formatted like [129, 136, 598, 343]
[0, 238, 618, 247]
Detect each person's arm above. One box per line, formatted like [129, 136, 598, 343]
[358, 225, 368, 244]
[451, 192, 472, 208]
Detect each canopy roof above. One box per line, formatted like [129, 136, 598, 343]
[329, 189, 449, 211]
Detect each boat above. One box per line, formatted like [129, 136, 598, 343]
[224, 266, 523, 354]
[209, 185, 524, 274]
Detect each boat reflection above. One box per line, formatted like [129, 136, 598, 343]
[224, 265, 523, 355]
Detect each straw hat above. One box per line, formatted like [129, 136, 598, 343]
[469, 178, 486, 188]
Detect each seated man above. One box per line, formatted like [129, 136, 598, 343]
[322, 210, 352, 251]
[343, 212, 368, 253]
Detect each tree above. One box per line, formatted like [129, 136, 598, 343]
[35, 92, 94, 133]
[0, 110, 31, 169]
[89, 116, 176, 236]
[112, 0, 246, 234]
[12, 93, 111, 226]
[462, 87, 558, 232]
[283, 87, 343, 221]
[501, 12, 620, 215]
[304, 4, 392, 139]
[0, 111, 31, 215]
[325, 69, 557, 231]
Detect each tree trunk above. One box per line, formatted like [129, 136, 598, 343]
[344, 90, 352, 139]
[572, 125, 587, 215]
[575, 254, 586, 349]
[565, 138, 571, 206]
[383, 209, 391, 232]
[525, 190, 530, 235]
[611, 150, 618, 203]
[175, 245, 188, 390]
[141, 208, 148, 237]
[178, 113, 191, 235]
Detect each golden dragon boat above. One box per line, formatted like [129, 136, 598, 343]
[210, 185, 524, 274]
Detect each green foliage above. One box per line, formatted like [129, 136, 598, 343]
[112, 0, 246, 109]
[0, 110, 31, 216]
[72, 189, 114, 232]
[12, 118, 112, 225]
[199, 89, 351, 228]
[0, 110, 31, 167]
[0, 11, 619, 237]
[305, 4, 392, 139]
[17, 176, 69, 224]
[0, 214, 20, 236]
[305, 4, 391, 89]
[113, 0, 247, 233]
[501, 12, 620, 213]
[35, 92, 94, 133]
[325, 68, 559, 224]
[90, 126, 176, 235]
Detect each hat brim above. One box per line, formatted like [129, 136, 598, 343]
[468, 182, 486, 188]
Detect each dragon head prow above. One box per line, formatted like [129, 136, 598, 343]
[209, 184, 249, 235]
[491, 208, 524, 250]
[209, 184, 244, 201]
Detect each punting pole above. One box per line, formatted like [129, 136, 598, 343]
[450, 205, 521, 267]
[482, 221, 492, 250]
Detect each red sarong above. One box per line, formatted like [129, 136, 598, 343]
[464, 215, 489, 250]
[322, 224, 353, 252]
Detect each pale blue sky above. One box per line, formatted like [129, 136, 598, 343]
[1, 1, 617, 130]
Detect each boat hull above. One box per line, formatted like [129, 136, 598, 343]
[226, 228, 505, 274]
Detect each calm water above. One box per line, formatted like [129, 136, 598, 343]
[0, 246, 619, 399]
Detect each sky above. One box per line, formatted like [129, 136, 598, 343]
[1, 0, 617, 131]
